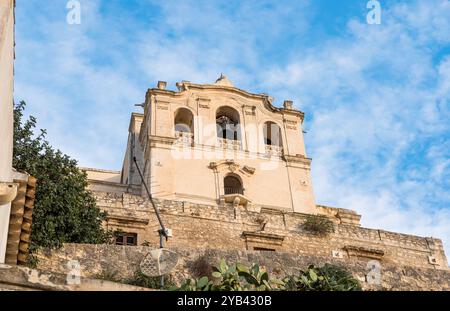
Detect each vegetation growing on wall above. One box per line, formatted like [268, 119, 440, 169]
[302, 214, 335, 236]
[95, 268, 120, 282]
[174, 259, 361, 291]
[176, 259, 285, 291]
[124, 270, 175, 290]
[13, 101, 110, 261]
[189, 252, 216, 278]
[283, 264, 362, 291]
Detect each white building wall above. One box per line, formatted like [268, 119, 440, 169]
[0, 0, 15, 264]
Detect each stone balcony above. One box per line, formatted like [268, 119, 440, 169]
[174, 131, 194, 146]
[217, 138, 242, 150]
[264, 144, 283, 157]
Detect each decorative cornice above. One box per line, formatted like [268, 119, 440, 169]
[79, 167, 121, 174]
[283, 155, 312, 166]
[208, 159, 236, 170]
[146, 81, 305, 120]
[107, 214, 149, 227]
[242, 165, 255, 175]
[343, 245, 385, 260]
[86, 179, 127, 188]
[148, 135, 177, 145]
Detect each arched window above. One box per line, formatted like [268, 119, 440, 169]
[216, 106, 241, 141]
[263, 121, 282, 147]
[224, 174, 244, 195]
[174, 108, 194, 146]
[174, 108, 194, 133]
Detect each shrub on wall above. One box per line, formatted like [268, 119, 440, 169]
[189, 252, 216, 278]
[302, 214, 335, 236]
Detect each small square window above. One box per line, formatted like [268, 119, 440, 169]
[115, 232, 137, 246]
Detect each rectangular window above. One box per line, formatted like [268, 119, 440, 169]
[115, 232, 137, 246]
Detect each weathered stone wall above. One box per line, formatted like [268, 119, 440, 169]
[35, 244, 450, 291]
[95, 191, 448, 271]
[0, 263, 150, 291]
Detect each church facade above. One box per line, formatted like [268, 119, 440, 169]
[82, 76, 449, 271]
[121, 75, 316, 214]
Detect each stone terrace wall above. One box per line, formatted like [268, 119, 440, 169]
[35, 244, 450, 291]
[95, 192, 449, 271]
[0, 262, 150, 291]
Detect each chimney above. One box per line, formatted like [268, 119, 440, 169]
[283, 100, 293, 110]
[157, 81, 167, 90]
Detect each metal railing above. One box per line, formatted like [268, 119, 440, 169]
[224, 187, 244, 195]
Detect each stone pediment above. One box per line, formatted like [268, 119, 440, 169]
[242, 231, 285, 251]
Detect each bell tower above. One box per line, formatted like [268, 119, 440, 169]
[121, 75, 317, 214]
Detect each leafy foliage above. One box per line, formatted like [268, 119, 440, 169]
[302, 214, 335, 236]
[283, 264, 362, 291]
[175, 260, 285, 291]
[174, 260, 361, 291]
[174, 276, 213, 291]
[13, 101, 110, 254]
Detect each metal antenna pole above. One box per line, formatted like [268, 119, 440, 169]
[133, 157, 168, 289]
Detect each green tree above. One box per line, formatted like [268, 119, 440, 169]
[13, 101, 109, 256]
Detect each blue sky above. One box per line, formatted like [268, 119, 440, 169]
[14, 1, 450, 257]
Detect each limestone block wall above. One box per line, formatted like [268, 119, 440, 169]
[94, 191, 449, 271]
[0, 263, 150, 291]
[35, 244, 450, 291]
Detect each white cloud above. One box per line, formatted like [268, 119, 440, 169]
[260, 0, 450, 256]
[15, 0, 143, 168]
